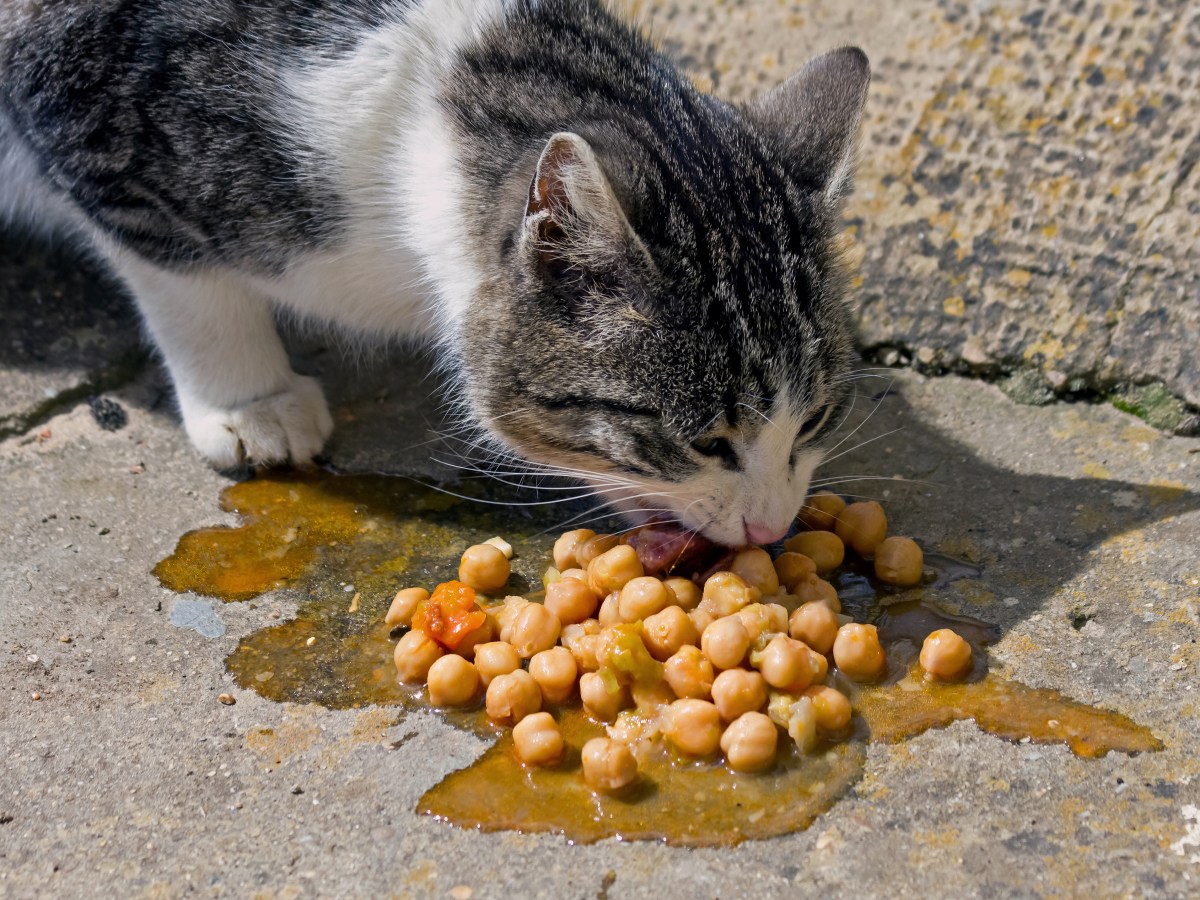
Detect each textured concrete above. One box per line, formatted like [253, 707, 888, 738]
[656, 0, 1200, 425]
[3, 1, 1200, 898]
[3, 365, 1199, 898]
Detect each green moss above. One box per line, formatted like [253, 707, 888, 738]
[1110, 382, 1187, 432]
[999, 369, 1055, 406]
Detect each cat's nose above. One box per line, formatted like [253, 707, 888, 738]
[743, 519, 790, 546]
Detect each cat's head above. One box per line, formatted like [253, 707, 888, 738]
[458, 48, 869, 547]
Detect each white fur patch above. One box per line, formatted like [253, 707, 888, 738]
[260, 0, 513, 340]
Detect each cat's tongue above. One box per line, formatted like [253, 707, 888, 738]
[622, 523, 734, 579]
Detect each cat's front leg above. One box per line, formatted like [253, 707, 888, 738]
[115, 256, 333, 468]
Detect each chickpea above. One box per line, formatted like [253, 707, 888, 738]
[553, 529, 595, 570]
[797, 491, 846, 531]
[663, 645, 715, 700]
[711, 668, 768, 721]
[794, 574, 841, 613]
[782, 531, 845, 573]
[458, 543, 510, 593]
[752, 634, 816, 693]
[473, 640, 521, 686]
[588, 545, 644, 595]
[874, 536, 924, 587]
[544, 577, 600, 625]
[594, 625, 659, 685]
[615, 576, 670, 622]
[719, 711, 778, 772]
[453, 614, 496, 659]
[385, 587, 428, 627]
[394, 630, 444, 683]
[700, 615, 751, 670]
[736, 603, 789, 644]
[809, 648, 829, 684]
[561, 622, 603, 672]
[789, 601, 840, 655]
[665, 699, 723, 757]
[803, 684, 852, 732]
[560, 567, 587, 582]
[509, 603, 562, 659]
[699, 571, 754, 618]
[832, 623, 887, 682]
[576, 533, 619, 568]
[768, 691, 818, 753]
[663, 576, 701, 611]
[579, 671, 631, 722]
[581, 737, 639, 794]
[485, 669, 542, 724]
[494, 596, 530, 643]
[730, 548, 780, 596]
[920, 629, 973, 681]
[688, 608, 716, 637]
[773, 552, 817, 591]
[426, 654, 481, 706]
[642, 605, 700, 661]
[511, 711, 565, 766]
[597, 593, 622, 628]
[632, 680, 677, 713]
[529, 646, 578, 704]
[835, 501, 888, 557]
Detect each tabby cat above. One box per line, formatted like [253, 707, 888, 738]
[0, 0, 869, 547]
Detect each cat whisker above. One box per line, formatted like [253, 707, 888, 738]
[536, 487, 692, 537]
[818, 426, 905, 466]
[819, 379, 894, 460]
[809, 475, 939, 490]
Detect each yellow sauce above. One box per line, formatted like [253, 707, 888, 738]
[157, 470, 1161, 846]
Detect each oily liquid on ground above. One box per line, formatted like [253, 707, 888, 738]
[156, 470, 1161, 847]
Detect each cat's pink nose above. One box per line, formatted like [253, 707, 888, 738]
[743, 519, 790, 546]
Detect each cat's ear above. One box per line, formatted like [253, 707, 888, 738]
[522, 132, 651, 283]
[748, 46, 870, 206]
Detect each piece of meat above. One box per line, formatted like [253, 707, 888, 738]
[622, 524, 734, 579]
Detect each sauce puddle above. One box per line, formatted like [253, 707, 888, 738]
[157, 470, 1161, 846]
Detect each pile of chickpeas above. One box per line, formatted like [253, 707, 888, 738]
[387, 495, 973, 794]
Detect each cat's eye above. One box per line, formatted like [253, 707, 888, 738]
[795, 406, 831, 443]
[691, 436, 736, 462]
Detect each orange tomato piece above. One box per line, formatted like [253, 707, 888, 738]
[413, 580, 487, 650]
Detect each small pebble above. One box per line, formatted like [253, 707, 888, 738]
[218, 693, 236, 705]
[30, 692, 41, 701]
[305, 636, 316, 647]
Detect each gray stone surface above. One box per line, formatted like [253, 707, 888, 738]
[3, 363, 1200, 898]
[657, 0, 1200, 421]
[3, 2, 1200, 897]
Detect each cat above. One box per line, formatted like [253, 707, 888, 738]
[0, 0, 869, 548]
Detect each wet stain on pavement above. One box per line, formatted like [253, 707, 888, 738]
[156, 469, 1161, 846]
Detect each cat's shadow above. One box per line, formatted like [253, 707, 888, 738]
[795, 387, 1200, 635]
[318, 362, 1200, 640]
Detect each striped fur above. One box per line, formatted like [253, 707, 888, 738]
[0, 0, 869, 545]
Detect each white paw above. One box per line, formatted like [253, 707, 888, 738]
[180, 375, 334, 469]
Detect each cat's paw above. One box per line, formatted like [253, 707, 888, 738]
[181, 375, 334, 469]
